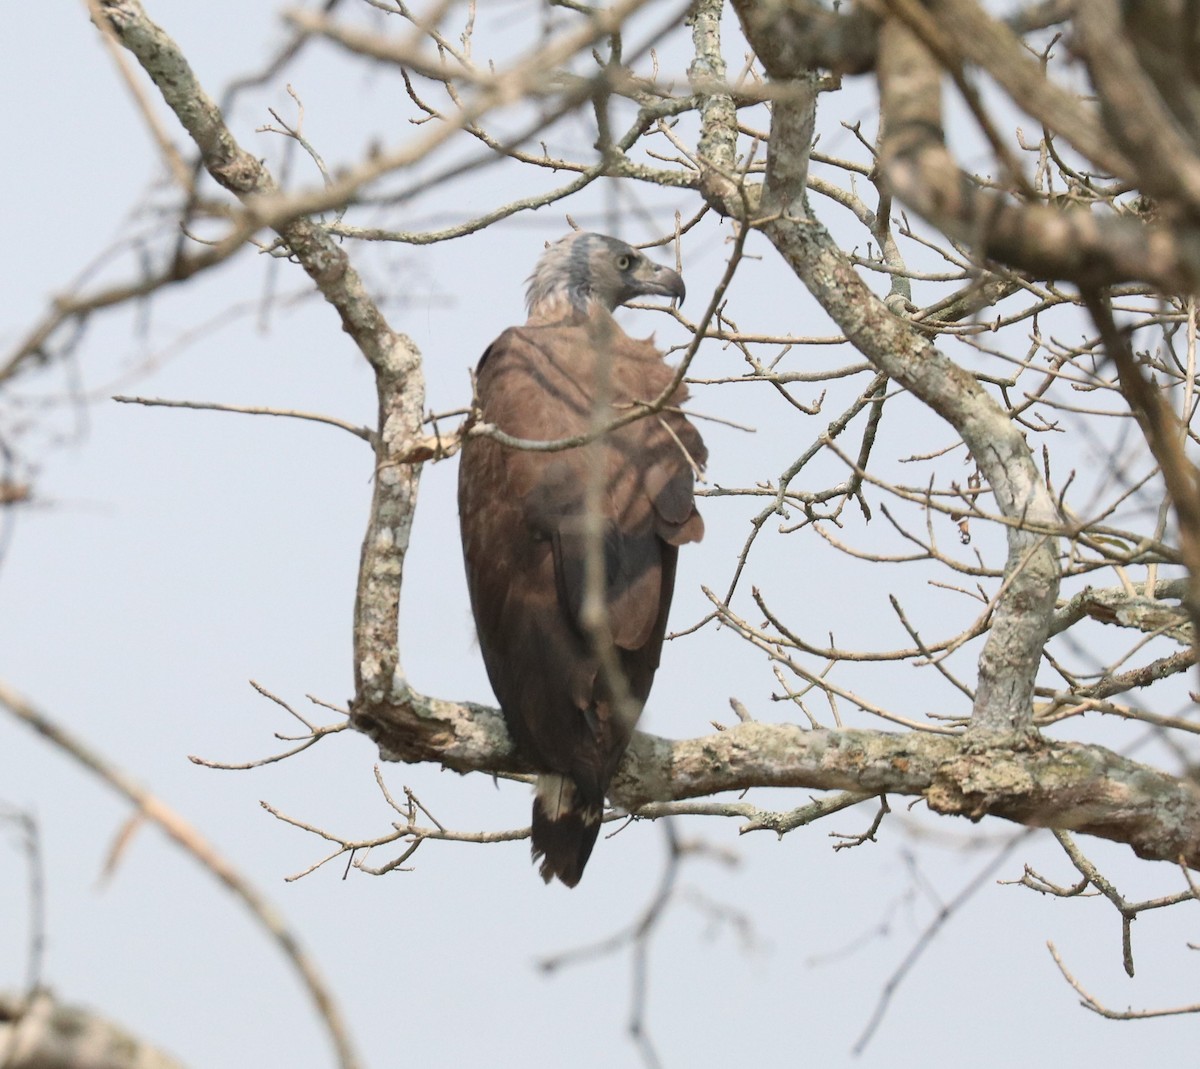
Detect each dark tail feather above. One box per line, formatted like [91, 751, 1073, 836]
[531, 774, 602, 887]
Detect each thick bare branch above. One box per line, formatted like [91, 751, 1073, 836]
[872, 17, 1200, 292]
[98, 0, 417, 375]
[349, 688, 1200, 870]
[1075, 0, 1200, 215]
[0, 991, 188, 1069]
[878, 0, 1131, 179]
[730, 0, 880, 77]
[93, 0, 429, 714]
[728, 10, 1062, 738]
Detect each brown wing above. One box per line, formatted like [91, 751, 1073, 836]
[457, 317, 704, 882]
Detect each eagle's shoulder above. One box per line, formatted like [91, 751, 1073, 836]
[474, 325, 529, 377]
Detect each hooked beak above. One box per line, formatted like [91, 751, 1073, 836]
[635, 260, 686, 307]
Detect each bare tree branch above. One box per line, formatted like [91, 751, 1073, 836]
[0, 990, 189, 1069]
[0, 679, 360, 1069]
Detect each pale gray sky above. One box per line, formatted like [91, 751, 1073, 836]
[2, 4, 1196, 1067]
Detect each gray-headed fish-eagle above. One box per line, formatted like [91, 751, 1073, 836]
[458, 232, 705, 886]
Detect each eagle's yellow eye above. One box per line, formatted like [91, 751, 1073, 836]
[615, 254, 632, 270]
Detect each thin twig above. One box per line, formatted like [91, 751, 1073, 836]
[112, 394, 375, 443]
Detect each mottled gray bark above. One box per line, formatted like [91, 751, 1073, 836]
[0, 992, 187, 1069]
[350, 689, 1200, 869]
[726, 5, 1064, 738]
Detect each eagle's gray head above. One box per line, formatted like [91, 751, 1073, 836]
[525, 232, 686, 319]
